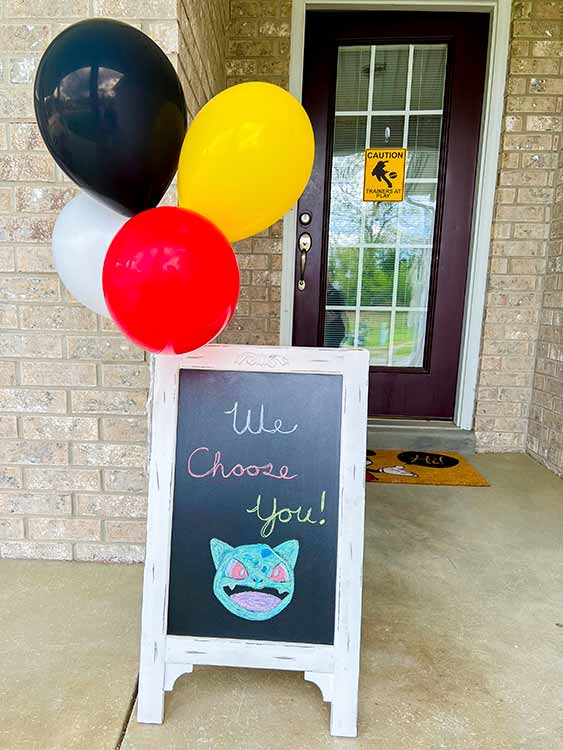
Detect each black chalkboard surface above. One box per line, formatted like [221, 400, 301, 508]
[167, 368, 343, 645]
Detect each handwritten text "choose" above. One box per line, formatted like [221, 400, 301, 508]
[187, 447, 297, 481]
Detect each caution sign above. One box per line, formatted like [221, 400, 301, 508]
[363, 148, 406, 202]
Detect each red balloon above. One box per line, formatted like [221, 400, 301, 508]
[102, 207, 239, 354]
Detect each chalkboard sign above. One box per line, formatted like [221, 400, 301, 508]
[138, 345, 369, 738]
[168, 368, 342, 644]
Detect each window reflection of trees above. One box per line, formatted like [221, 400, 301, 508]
[328, 154, 364, 245]
[324, 43, 445, 363]
[326, 132, 438, 364]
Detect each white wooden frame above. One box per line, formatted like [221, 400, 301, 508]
[280, 0, 511, 430]
[138, 344, 369, 737]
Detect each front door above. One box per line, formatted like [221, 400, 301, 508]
[292, 11, 489, 419]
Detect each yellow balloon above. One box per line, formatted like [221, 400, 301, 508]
[177, 82, 315, 243]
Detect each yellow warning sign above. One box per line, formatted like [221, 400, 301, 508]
[363, 148, 406, 202]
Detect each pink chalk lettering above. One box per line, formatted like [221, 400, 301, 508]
[187, 446, 297, 481]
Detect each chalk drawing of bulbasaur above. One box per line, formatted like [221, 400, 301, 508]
[210, 538, 299, 621]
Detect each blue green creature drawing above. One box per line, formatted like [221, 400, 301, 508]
[210, 538, 299, 621]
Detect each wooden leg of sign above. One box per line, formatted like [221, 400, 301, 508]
[329, 661, 359, 737]
[329, 551, 362, 738]
[137, 634, 166, 724]
[328, 362, 367, 738]
[137, 358, 176, 725]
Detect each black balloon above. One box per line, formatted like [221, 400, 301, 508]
[34, 19, 187, 216]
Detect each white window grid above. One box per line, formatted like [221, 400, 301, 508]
[326, 43, 447, 367]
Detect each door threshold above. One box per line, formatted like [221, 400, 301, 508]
[367, 419, 475, 453]
[368, 418, 458, 430]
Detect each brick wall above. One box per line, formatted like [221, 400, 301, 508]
[178, 0, 229, 119]
[0, 0, 228, 562]
[474, 0, 562, 452]
[218, 0, 292, 347]
[528, 134, 563, 477]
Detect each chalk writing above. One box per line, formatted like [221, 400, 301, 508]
[225, 402, 298, 436]
[187, 446, 298, 481]
[247, 491, 327, 538]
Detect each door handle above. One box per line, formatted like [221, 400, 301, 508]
[297, 232, 312, 291]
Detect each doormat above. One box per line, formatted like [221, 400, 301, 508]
[366, 449, 489, 487]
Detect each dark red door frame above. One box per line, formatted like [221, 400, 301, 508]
[292, 11, 489, 419]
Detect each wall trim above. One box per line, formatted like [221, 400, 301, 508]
[280, 0, 511, 430]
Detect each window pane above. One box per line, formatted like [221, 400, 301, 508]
[358, 311, 391, 365]
[335, 46, 371, 111]
[392, 311, 427, 366]
[326, 247, 359, 306]
[369, 115, 404, 149]
[397, 248, 432, 308]
[324, 309, 356, 349]
[411, 45, 447, 110]
[333, 116, 367, 156]
[360, 248, 395, 306]
[326, 43, 448, 370]
[364, 201, 400, 244]
[330, 117, 366, 244]
[371, 46, 409, 111]
[329, 172, 363, 245]
[398, 183, 437, 245]
[407, 115, 443, 179]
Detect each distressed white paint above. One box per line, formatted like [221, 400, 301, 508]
[281, 0, 511, 430]
[138, 344, 369, 738]
[166, 635, 334, 672]
[137, 358, 179, 723]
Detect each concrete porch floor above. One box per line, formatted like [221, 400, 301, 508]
[1, 454, 562, 749]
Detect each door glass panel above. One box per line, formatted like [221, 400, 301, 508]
[364, 201, 400, 244]
[411, 46, 447, 110]
[360, 248, 395, 306]
[407, 115, 442, 179]
[324, 42, 447, 367]
[327, 246, 359, 305]
[397, 248, 432, 308]
[329, 117, 366, 245]
[335, 46, 371, 110]
[392, 311, 427, 366]
[323, 308, 355, 349]
[333, 116, 367, 155]
[399, 183, 437, 244]
[371, 46, 409, 111]
[369, 115, 405, 149]
[358, 311, 392, 365]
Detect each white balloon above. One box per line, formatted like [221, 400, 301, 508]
[52, 192, 128, 317]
